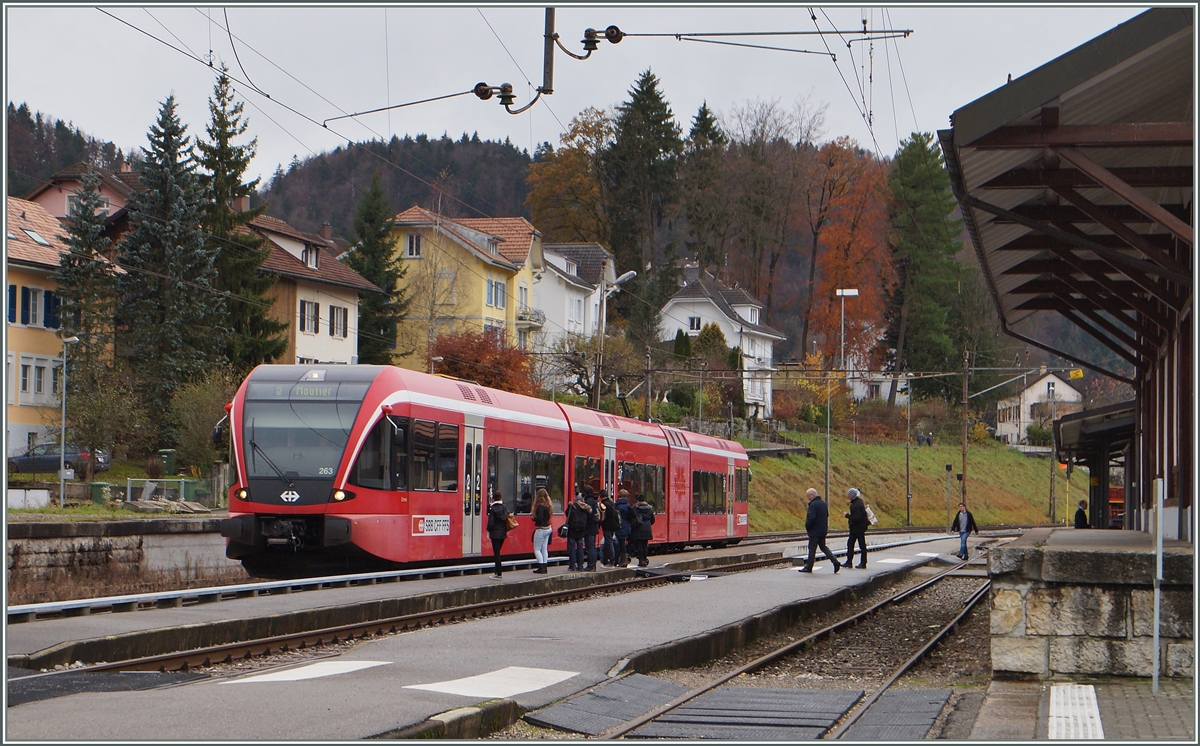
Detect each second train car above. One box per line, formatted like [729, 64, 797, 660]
[218, 364, 749, 578]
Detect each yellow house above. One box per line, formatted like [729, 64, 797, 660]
[6, 197, 71, 456]
[391, 207, 544, 367]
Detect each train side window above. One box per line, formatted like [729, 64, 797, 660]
[574, 456, 600, 497]
[516, 450, 533, 513]
[655, 465, 665, 513]
[533, 452, 551, 512]
[497, 447, 517, 513]
[389, 417, 409, 490]
[411, 420, 436, 490]
[735, 468, 749, 503]
[487, 446, 498, 499]
[692, 470, 701, 514]
[548, 453, 565, 511]
[721, 473, 729, 512]
[351, 418, 386, 489]
[437, 424, 459, 492]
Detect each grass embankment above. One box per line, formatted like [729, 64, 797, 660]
[749, 438, 1082, 533]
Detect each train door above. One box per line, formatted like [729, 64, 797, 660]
[727, 457, 735, 537]
[603, 438, 616, 496]
[462, 419, 484, 556]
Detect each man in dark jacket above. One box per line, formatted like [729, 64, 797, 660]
[583, 486, 602, 571]
[565, 492, 592, 571]
[1074, 500, 1089, 529]
[600, 489, 620, 566]
[799, 488, 840, 574]
[629, 493, 655, 567]
[485, 492, 510, 579]
[843, 487, 868, 569]
[614, 490, 633, 566]
[950, 502, 979, 559]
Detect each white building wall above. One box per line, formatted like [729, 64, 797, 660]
[995, 373, 1083, 444]
[293, 279, 360, 365]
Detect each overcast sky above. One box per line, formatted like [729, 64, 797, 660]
[6, 4, 1148, 190]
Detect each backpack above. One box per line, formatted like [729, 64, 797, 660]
[603, 499, 622, 531]
[626, 504, 642, 530]
[567, 502, 589, 531]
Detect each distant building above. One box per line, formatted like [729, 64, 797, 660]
[995, 372, 1083, 445]
[24, 160, 143, 241]
[658, 273, 785, 419]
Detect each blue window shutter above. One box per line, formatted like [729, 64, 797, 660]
[51, 292, 61, 329]
[298, 301, 306, 332]
[7, 285, 15, 324]
[43, 290, 54, 328]
[20, 287, 30, 325]
[314, 303, 320, 333]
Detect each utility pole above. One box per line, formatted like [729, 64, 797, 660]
[905, 376, 912, 527]
[644, 346, 652, 422]
[1048, 380, 1057, 522]
[945, 464, 954, 532]
[824, 374, 831, 501]
[961, 349, 969, 503]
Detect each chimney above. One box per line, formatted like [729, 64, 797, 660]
[119, 162, 132, 173]
[320, 222, 332, 241]
[235, 195, 251, 212]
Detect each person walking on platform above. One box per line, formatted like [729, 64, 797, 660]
[600, 489, 620, 566]
[1074, 500, 1089, 529]
[614, 489, 633, 566]
[629, 493, 655, 567]
[844, 488, 868, 569]
[799, 488, 840, 574]
[564, 492, 591, 571]
[583, 487, 603, 571]
[531, 488, 553, 574]
[950, 502, 978, 559]
[486, 492, 510, 579]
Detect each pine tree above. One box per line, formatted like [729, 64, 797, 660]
[345, 173, 408, 364]
[55, 168, 117, 371]
[681, 102, 730, 275]
[882, 132, 963, 403]
[197, 68, 288, 372]
[117, 95, 226, 444]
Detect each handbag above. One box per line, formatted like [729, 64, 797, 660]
[557, 523, 569, 538]
[505, 513, 520, 531]
[865, 504, 878, 526]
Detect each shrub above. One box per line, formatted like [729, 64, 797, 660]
[1026, 424, 1052, 446]
[144, 456, 164, 479]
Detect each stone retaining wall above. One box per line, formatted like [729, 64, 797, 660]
[989, 528, 1193, 679]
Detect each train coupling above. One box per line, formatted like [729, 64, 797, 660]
[261, 518, 306, 550]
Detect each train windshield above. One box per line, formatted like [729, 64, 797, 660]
[241, 401, 362, 479]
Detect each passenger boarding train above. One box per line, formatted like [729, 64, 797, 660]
[218, 365, 750, 578]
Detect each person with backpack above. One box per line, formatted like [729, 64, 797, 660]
[629, 493, 655, 567]
[583, 486, 603, 571]
[614, 489, 633, 566]
[564, 491, 591, 571]
[843, 487, 868, 569]
[485, 492, 511, 580]
[600, 489, 620, 566]
[531, 488, 553, 574]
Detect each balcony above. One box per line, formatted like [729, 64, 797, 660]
[516, 306, 546, 328]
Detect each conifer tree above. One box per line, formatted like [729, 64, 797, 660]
[345, 173, 408, 364]
[117, 95, 225, 444]
[681, 102, 731, 274]
[882, 132, 963, 404]
[55, 169, 117, 372]
[197, 68, 287, 372]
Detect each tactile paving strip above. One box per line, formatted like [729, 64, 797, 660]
[630, 687, 862, 740]
[523, 673, 689, 735]
[1048, 683, 1105, 739]
[6, 670, 208, 707]
[841, 688, 952, 740]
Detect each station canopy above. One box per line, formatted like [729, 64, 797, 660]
[939, 8, 1193, 384]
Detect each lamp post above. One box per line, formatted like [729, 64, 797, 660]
[429, 356, 443, 375]
[592, 269, 636, 409]
[905, 375, 912, 526]
[836, 288, 858, 374]
[828, 289, 857, 501]
[1048, 380, 1057, 522]
[59, 335, 80, 508]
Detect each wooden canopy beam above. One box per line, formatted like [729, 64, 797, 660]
[994, 233, 1176, 252]
[982, 166, 1193, 190]
[994, 203, 1190, 226]
[1057, 273, 1164, 346]
[968, 122, 1193, 149]
[1046, 248, 1174, 332]
[1052, 187, 1193, 278]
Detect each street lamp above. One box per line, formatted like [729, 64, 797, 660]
[429, 356, 444, 375]
[827, 289, 857, 501]
[59, 335, 80, 508]
[836, 288, 858, 374]
[592, 269, 636, 409]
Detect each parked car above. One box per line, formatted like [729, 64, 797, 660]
[7, 443, 110, 474]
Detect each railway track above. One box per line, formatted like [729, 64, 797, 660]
[530, 561, 992, 740]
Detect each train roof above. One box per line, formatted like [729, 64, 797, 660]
[679, 428, 749, 459]
[557, 403, 669, 443]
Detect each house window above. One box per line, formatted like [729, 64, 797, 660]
[688, 316, 701, 331]
[519, 285, 528, 310]
[299, 300, 319, 333]
[22, 229, 51, 246]
[17, 354, 58, 406]
[869, 383, 881, 399]
[486, 238, 498, 255]
[750, 307, 759, 324]
[68, 195, 110, 217]
[486, 279, 494, 306]
[408, 234, 422, 258]
[565, 260, 577, 275]
[20, 363, 30, 394]
[495, 281, 506, 310]
[484, 322, 504, 341]
[518, 329, 528, 349]
[22, 287, 41, 326]
[302, 245, 319, 269]
[329, 306, 348, 338]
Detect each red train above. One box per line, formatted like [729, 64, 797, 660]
[218, 364, 749, 578]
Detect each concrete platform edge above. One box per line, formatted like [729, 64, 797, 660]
[372, 698, 526, 739]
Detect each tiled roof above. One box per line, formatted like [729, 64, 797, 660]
[668, 276, 786, 339]
[7, 197, 71, 269]
[25, 161, 145, 202]
[544, 257, 594, 291]
[246, 215, 382, 295]
[543, 243, 612, 286]
[393, 206, 518, 270]
[455, 216, 538, 263]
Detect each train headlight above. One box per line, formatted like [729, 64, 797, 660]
[235, 488, 250, 501]
[331, 489, 355, 502]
